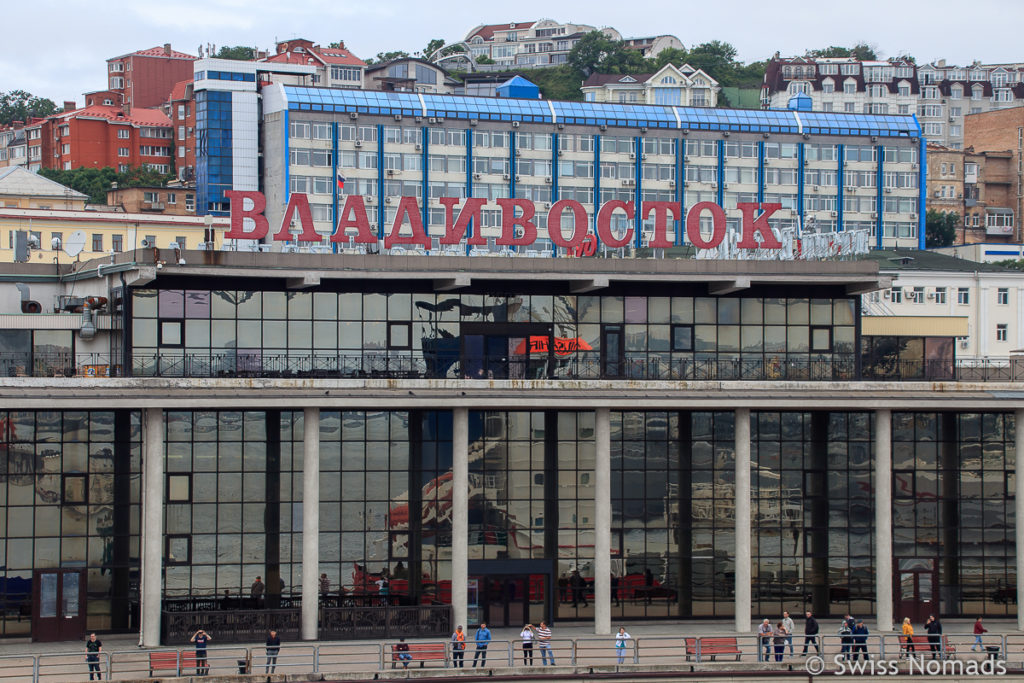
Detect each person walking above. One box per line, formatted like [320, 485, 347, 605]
[838, 618, 853, 659]
[972, 617, 988, 652]
[852, 620, 869, 661]
[473, 622, 491, 668]
[395, 638, 412, 668]
[536, 621, 555, 665]
[251, 576, 265, 608]
[772, 622, 788, 662]
[451, 625, 466, 667]
[190, 629, 211, 676]
[520, 624, 535, 665]
[782, 611, 795, 656]
[614, 627, 632, 664]
[85, 633, 103, 681]
[758, 618, 773, 662]
[925, 615, 942, 660]
[802, 611, 820, 655]
[901, 617, 915, 658]
[265, 629, 281, 673]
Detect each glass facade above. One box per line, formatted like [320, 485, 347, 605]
[195, 89, 233, 214]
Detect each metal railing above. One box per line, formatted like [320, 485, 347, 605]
[13, 635, 1019, 681]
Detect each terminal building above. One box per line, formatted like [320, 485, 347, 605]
[0, 245, 1022, 645]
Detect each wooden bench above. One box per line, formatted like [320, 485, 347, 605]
[390, 643, 447, 668]
[148, 651, 198, 676]
[684, 637, 743, 661]
[901, 635, 956, 659]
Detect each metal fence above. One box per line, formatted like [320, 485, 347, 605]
[11, 634, 1021, 681]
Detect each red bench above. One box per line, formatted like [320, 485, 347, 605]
[901, 635, 956, 659]
[684, 637, 743, 661]
[391, 643, 447, 668]
[148, 651, 198, 676]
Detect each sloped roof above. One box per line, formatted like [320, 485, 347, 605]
[110, 46, 196, 60]
[58, 105, 171, 127]
[263, 44, 365, 68]
[859, 248, 1013, 273]
[169, 80, 192, 102]
[582, 73, 655, 87]
[468, 22, 536, 42]
[0, 167, 88, 200]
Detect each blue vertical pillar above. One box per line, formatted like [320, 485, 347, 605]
[918, 136, 927, 250]
[634, 135, 643, 249]
[421, 126, 429, 246]
[331, 121, 339, 253]
[593, 133, 601, 249]
[875, 145, 885, 250]
[552, 132, 560, 256]
[675, 137, 685, 245]
[509, 130, 517, 252]
[836, 143, 845, 233]
[465, 128, 473, 255]
[757, 141, 766, 205]
[796, 143, 805, 235]
[376, 124, 385, 240]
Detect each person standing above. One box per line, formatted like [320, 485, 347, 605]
[614, 627, 632, 664]
[772, 622, 788, 662]
[85, 633, 103, 681]
[802, 611, 820, 655]
[265, 629, 281, 673]
[570, 570, 589, 607]
[901, 617, 915, 658]
[852, 620, 869, 661]
[190, 629, 211, 676]
[925, 615, 942, 659]
[251, 576, 265, 608]
[520, 624, 535, 665]
[611, 574, 620, 607]
[473, 622, 491, 668]
[451, 625, 466, 667]
[782, 611, 795, 656]
[319, 573, 330, 596]
[536, 621, 555, 665]
[758, 619, 773, 662]
[972, 617, 988, 651]
[838, 618, 853, 659]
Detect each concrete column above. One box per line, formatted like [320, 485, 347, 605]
[593, 408, 611, 635]
[452, 408, 469, 629]
[141, 408, 164, 647]
[301, 408, 320, 641]
[1016, 409, 1024, 631]
[875, 409, 894, 633]
[734, 408, 751, 633]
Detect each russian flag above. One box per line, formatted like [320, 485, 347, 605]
[337, 172, 346, 190]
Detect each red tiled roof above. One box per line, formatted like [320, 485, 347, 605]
[118, 46, 197, 60]
[264, 46, 365, 67]
[169, 80, 193, 102]
[469, 22, 535, 42]
[318, 48, 365, 66]
[59, 105, 171, 127]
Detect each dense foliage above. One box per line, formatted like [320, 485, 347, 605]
[0, 90, 59, 125]
[925, 209, 959, 248]
[38, 166, 174, 205]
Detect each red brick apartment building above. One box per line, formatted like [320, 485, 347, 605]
[168, 80, 195, 184]
[25, 106, 173, 173]
[107, 44, 196, 112]
[964, 106, 1024, 243]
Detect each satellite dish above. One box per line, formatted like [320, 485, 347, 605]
[64, 230, 86, 258]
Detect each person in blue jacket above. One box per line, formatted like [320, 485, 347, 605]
[473, 622, 492, 668]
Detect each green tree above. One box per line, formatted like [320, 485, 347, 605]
[651, 47, 689, 70]
[422, 38, 446, 60]
[994, 259, 1024, 271]
[475, 55, 495, 65]
[0, 90, 59, 125]
[568, 31, 646, 78]
[850, 43, 878, 61]
[214, 45, 255, 60]
[520, 66, 584, 101]
[805, 43, 878, 61]
[925, 209, 959, 248]
[38, 166, 173, 205]
[365, 50, 410, 65]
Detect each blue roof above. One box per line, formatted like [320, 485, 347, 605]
[281, 86, 921, 138]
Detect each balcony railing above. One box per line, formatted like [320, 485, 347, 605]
[2, 351, 1023, 383]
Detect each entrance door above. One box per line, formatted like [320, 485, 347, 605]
[476, 574, 548, 627]
[462, 324, 553, 380]
[32, 569, 86, 642]
[894, 559, 938, 624]
[602, 325, 624, 378]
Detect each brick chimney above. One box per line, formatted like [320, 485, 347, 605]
[164, 43, 172, 56]
[63, 100, 76, 112]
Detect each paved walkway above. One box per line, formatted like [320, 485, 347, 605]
[1, 618, 1019, 656]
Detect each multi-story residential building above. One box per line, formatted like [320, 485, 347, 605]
[105, 186, 195, 215]
[24, 105, 173, 174]
[255, 86, 924, 251]
[450, 20, 682, 70]
[924, 143, 963, 221]
[964, 107, 1024, 243]
[962, 149, 1015, 244]
[363, 58, 457, 94]
[261, 39, 366, 90]
[581, 64, 719, 107]
[193, 58, 316, 215]
[861, 249, 1024, 361]
[0, 124, 29, 169]
[762, 56, 1024, 151]
[106, 44, 197, 113]
[168, 80, 195, 184]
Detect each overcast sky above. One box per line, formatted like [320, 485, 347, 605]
[5, 0, 1024, 105]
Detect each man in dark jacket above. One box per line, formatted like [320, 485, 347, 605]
[852, 620, 869, 661]
[802, 611, 820, 655]
[925, 616, 943, 659]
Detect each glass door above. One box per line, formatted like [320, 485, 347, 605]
[894, 558, 938, 624]
[32, 569, 86, 642]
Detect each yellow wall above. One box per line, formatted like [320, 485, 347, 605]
[0, 209, 227, 264]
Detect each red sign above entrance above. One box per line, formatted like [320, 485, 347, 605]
[224, 190, 786, 252]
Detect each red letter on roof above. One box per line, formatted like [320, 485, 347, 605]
[224, 190, 268, 240]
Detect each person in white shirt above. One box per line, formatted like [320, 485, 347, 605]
[782, 611, 796, 656]
[520, 624, 535, 665]
[614, 627, 632, 664]
[536, 622, 554, 666]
